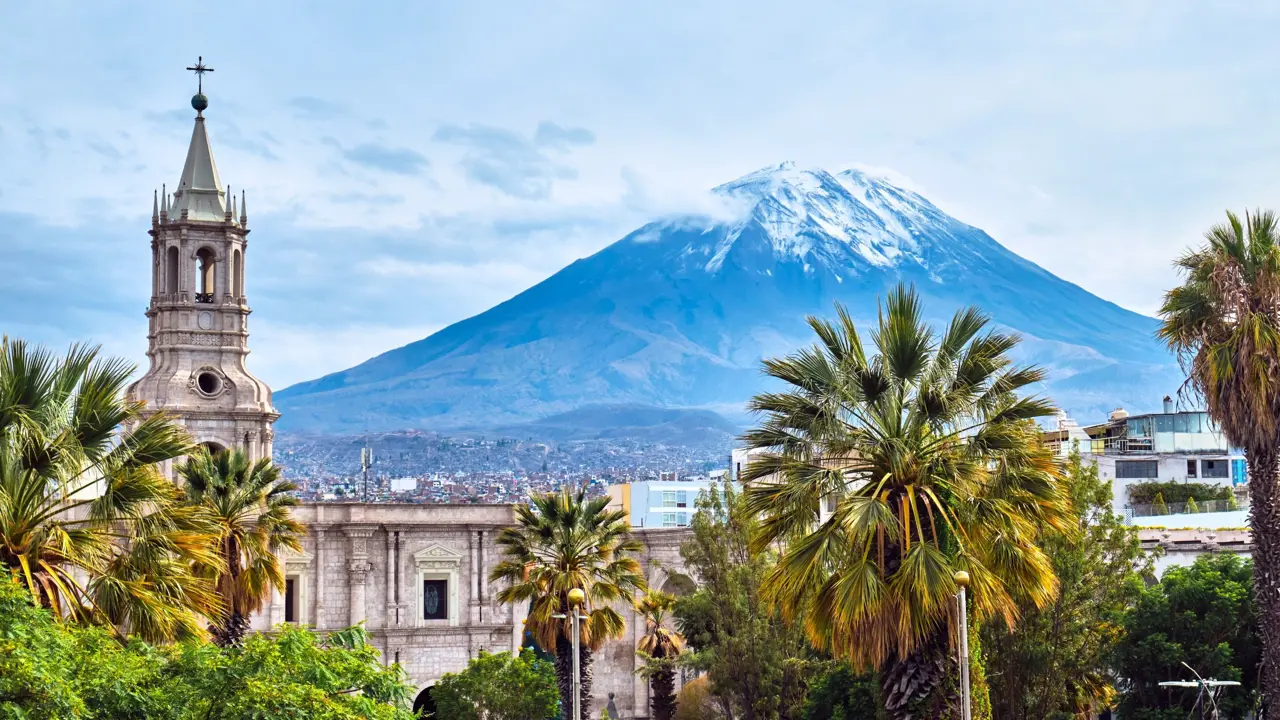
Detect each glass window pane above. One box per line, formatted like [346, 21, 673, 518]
[1173, 414, 1189, 433]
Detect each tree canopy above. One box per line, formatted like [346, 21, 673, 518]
[0, 579, 414, 720]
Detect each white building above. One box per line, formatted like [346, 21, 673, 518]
[1045, 399, 1246, 527]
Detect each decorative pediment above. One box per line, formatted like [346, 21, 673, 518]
[413, 544, 463, 570]
[280, 549, 314, 572]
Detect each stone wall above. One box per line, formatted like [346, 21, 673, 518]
[248, 502, 696, 719]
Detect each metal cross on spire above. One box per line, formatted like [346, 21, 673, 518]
[186, 56, 214, 94]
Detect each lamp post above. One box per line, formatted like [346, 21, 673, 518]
[554, 588, 588, 720]
[954, 570, 971, 720]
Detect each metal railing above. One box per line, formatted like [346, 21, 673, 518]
[1127, 498, 1246, 518]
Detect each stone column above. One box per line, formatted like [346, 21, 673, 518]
[313, 526, 327, 629]
[385, 530, 398, 627]
[268, 583, 284, 627]
[468, 529, 480, 625]
[344, 526, 376, 627]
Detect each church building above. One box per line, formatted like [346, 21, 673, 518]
[125, 65, 693, 719]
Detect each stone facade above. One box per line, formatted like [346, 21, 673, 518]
[246, 502, 695, 719]
[125, 102, 277, 462]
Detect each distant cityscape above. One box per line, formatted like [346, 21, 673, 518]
[275, 430, 734, 505]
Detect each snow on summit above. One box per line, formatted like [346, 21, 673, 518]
[705, 162, 943, 274]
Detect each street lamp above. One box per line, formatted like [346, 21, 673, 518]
[954, 570, 971, 720]
[554, 588, 589, 720]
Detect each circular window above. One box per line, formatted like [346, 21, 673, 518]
[196, 371, 222, 396]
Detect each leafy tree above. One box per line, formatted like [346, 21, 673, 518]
[675, 481, 820, 720]
[1159, 208, 1280, 707]
[491, 486, 645, 720]
[433, 649, 559, 720]
[178, 448, 304, 646]
[983, 452, 1150, 720]
[801, 663, 878, 720]
[635, 590, 686, 720]
[1114, 554, 1259, 720]
[0, 578, 415, 719]
[0, 338, 222, 644]
[740, 286, 1071, 719]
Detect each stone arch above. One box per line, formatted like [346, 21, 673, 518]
[412, 685, 437, 718]
[661, 572, 696, 596]
[195, 247, 216, 301]
[165, 246, 180, 295]
[199, 440, 226, 455]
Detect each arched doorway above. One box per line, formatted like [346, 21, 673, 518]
[199, 441, 226, 456]
[412, 686, 437, 718]
[661, 573, 696, 597]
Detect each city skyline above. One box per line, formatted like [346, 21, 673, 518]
[4, 1, 1280, 389]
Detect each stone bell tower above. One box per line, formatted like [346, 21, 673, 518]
[127, 58, 278, 462]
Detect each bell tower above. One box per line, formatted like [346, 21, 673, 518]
[127, 58, 278, 462]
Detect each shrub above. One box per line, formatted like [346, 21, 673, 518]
[1128, 481, 1230, 506]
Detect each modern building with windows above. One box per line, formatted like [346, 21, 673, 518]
[1044, 399, 1247, 525]
[606, 480, 713, 528]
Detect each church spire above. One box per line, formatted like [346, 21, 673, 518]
[170, 57, 225, 221]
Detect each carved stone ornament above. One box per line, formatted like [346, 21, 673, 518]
[187, 366, 232, 398]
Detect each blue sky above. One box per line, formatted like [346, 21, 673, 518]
[3, 1, 1279, 388]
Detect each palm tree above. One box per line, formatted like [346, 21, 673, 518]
[178, 448, 304, 646]
[0, 338, 223, 643]
[636, 589, 686, 720]
[490, 485, 646, 720]
[1159, 208, 1280, 708]
[740, 285, 1071, 719]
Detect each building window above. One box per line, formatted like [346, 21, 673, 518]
[676, 490, 688, 508]
[1202, 459, 1229, 479]
[423, 579, 449, 620]
[662, 492, 676, 508]
[284, 576, 297, 623]
[1115, 460, 1158, 479]
[1187, 459, 1197, 478]
[662, 512, 678, 528]
[195, 247, 216, 303]
[677, 513, 689, 527]
[824, 495, 839, 513]
[166, 246, 180, 295]
[231, 249, 242, 298]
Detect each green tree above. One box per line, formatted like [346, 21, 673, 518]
[491, 486, 645, 720]
[1186, 496, 1200, 514]
[740, 286, 1072, 719]
[433, 649, 559, 720]
[1152, 491, 1169, 516]
[0, 338, 222, 644]
[178, 448, 304, 646]
[675, 481, 820, 720]
[636, 590, 686, 720]
[983, 452, 1150, 720]
[0, 579, 415, 720]
[1113, 554, 1259, 719]
[800, 663, 877, 720]
[1158, 208, 1280, 706]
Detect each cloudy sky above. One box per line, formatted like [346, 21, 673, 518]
[2, 1, 1278, 389]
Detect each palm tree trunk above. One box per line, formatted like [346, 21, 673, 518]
[211, 610, 248, 647]
[556, 641, 574, 720]
[554, 641, 594, 720]
[580, 645, 594, 717]
[650, 666, 677, 720]
[880, 629, 959, 720]
[1250, 448, 1280, 709]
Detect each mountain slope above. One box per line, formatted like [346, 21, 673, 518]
[277, 163, 1180, 433]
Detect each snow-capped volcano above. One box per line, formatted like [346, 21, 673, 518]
[276, 162, 1181, 433]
